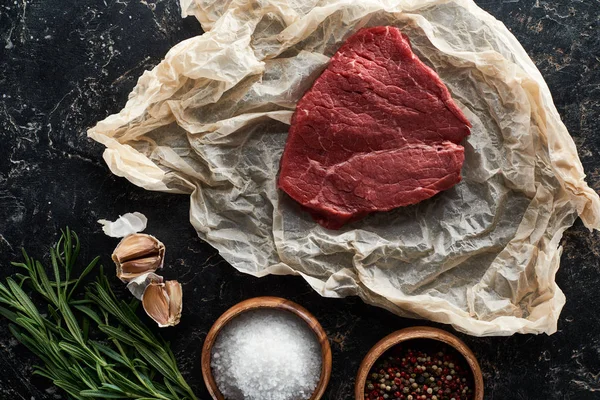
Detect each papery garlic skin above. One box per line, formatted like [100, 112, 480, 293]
[112, 234, 165, 282]
[142, 280, 183, 328]
[127, 272, 164, 300]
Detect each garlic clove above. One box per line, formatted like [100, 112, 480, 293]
[142, 280, 183, 328]
[143, 283, 170, 327]
[120, 255, 163, 273]
[165, 281, 183, 327]
[112, 234, 165, 282]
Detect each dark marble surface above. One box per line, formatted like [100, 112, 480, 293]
[1, 0, 600, 399]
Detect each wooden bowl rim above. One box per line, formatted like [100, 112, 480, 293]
[354, 326, 484, 400]
[201, 296, 332, 400]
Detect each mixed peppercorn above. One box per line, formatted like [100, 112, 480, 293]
[364, 345, 473, 400]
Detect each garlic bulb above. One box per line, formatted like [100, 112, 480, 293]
[142, 280, 183, 328]
[111, 234, 165, 282]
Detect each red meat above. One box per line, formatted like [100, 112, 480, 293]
[278, 26, 471, 229]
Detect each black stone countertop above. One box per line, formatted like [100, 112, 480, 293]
[1, 1, 600, 399]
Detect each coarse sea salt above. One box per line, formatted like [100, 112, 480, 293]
[211, 309, 322, 400]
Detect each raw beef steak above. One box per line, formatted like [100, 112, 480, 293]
[278, 26, 471, 229]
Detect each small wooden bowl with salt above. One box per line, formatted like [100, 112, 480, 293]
[355, 327, 484, 400]
[201, 296, 332, 400]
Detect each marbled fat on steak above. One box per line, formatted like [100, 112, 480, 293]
[278, 26, 471, 229]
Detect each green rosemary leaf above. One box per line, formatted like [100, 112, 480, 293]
[82, 314, 90, 342]
[69, 363, 99, 391]
[98, 382, 127, 393]
[14, 316, 49, 344]
[87, 287, 127, 324]
[56, 232, 67, 267]
[34, 260, 58, 305]
[55, 321, 77, 342]
[19, 248, 31, 268]
[164, 377, 183, 400]
[104, 369, 162, 398]
[18, 333, 55, 368]
[10, 261, 28, 269]
[0, 281, 16, 302]
[128, 297, 139, 312]
[54, 380, 87, 400]
[137, 370, 161, 391]
[132, 357, 149, 370]
[67, 229, 81, 271]
[74, 305, 102, 325]
[98, 325, 138, 346]
[69, 299, 94, 305]
[79, 390, 125, 399]
[32, 367, 55, 381]
[92, 342, 129, 366]
[8, 324, 44, 358]
[68, 256, 99, 301]
[46, 339, 72, 370]
[58, 341, 96, 365]
[58, 300, 84, 345]
[7, 278, 45, 327]
[14, 273, 30, 285]
[62, 228, 73, 270]
[0, 305, 19, 323]
[51, 248, 62, 298]
[134, 343, 179, 384]
[116, 300, 156, 343]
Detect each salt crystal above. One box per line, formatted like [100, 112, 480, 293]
[211, 309, 322, 400]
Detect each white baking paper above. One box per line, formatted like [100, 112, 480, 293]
[88, 0, 600, 336]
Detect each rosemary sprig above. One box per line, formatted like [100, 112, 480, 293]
[0, 228, 197, 400]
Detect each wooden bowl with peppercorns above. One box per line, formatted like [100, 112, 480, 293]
[355, 327, 483, 400]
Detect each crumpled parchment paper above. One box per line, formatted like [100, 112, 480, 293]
[88, 0, 600, 336]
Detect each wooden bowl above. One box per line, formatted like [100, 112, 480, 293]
[355, 327, 484, 400]
[201, 296, 332, 400]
